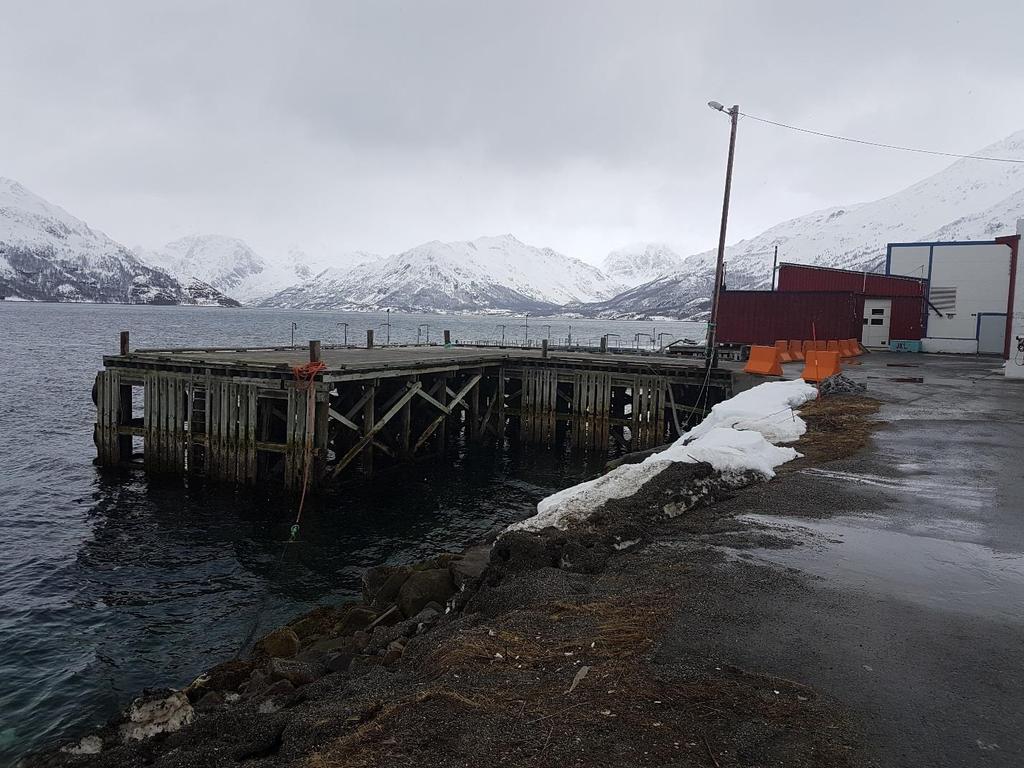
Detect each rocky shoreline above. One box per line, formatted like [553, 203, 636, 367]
[25, 394, 879, 768]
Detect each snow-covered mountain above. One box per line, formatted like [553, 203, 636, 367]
[602, 243, 683, 286]
[262, 234, 624, 312]
[137, 236, 378, 303]
[586, 129, 1024, 320]
[0, 177, 236, 305]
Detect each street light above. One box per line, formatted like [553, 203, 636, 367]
[417, 323, 430, 345]
[337, 322, 349, 346]
[290, 321, 298, 349]
[495, 324, 506, 346]
[705, 100, 739, 367]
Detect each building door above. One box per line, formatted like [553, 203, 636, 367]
[977, 313, 1007, 356]
[862, 298, 891, 348]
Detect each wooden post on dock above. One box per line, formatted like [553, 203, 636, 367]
[367, 329, 374, 349]
[541, 339, 549, 358]
[599, 335, 608, 354]
[444, 329, 451, 346]
[120, 330, 130, 356]
[309, 339, 321, 362]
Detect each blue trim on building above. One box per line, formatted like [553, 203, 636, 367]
[975, 312, 1008, 342]
[886, 239, 1001, 247]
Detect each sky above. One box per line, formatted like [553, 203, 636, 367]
[2, 0, 1023, 266]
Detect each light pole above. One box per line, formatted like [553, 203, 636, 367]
[658, 332, 674, 350]
[606, 333, 620, 350]
[521, 313, 530, 346]
[495, 324, 506, 346]
[417, 323, 430, 345]
[705, 100, 739, 367]
[290, 321, 298, 349]
[337, 322, 349, 346]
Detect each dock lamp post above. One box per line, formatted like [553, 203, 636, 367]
[417, 323, 430, 345]
[705, 100, 739, 367]
[337, 322, 349, 346]
[606, 333, 621, 349]
[495, 324, 507, 346]
[291, 322, 298, 349]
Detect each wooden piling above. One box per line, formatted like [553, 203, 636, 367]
[366, 329, 374, 349]
[97, 340, 734, 489]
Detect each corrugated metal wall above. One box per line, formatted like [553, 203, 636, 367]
[717, 291, 863, 345]
[888, 295, 925, 340]
[773, 264, 925, 341]
[778, 264, 925, 297]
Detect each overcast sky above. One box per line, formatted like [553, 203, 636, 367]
[2, 1, 1023, 265]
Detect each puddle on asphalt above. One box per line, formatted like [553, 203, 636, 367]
[798, 468, 994, 511]
[736, 514, 1024, 623]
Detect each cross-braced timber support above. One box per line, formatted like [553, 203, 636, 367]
[94, 333, 746, 490]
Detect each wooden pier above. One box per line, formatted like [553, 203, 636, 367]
[94, 333, 747, 489]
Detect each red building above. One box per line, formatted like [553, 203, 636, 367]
[717, 264, 926, 348]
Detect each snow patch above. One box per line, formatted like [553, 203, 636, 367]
[508, 379, 818, 532]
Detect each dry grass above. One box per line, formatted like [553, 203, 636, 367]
[786, 394, 881, 467]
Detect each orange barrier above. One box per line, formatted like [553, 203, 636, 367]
[838, 339, 857, 357]
[848, 338, 865, 355]
[814, 340, 827, 352]
[788, 340, 805, 361]
[801, 350, 842, 382]
[802, 340, 817, 357]
[826, 340, 841, 353]
[744, 345, 784, 376]
[774, 340, 793, 363]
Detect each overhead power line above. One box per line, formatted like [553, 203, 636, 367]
[738, 111, 1024, 164]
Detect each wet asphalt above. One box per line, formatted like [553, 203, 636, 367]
[661, 353, 1024, 767]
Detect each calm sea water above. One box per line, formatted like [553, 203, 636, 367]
[0, 302, 703, 763]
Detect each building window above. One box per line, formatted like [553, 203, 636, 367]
[870, 319, 883, 325]
[871, 308, 885, 315]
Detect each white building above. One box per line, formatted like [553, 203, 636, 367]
[886, 224, 1022, 364]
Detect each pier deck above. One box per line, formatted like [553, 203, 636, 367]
[94, 336, 746, 489]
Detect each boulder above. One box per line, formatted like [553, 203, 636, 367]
[185, 659, 254, 702]
[362, 565, 412, 606]
[449, 545, 490, 587]
[308, 635, 361, 655]
[397, 568, 455, 618]
[288, 605, 346, 640]
[266, 658, 320, 688]
[333, 606, 379, 636]
[256, 627, 300, 659]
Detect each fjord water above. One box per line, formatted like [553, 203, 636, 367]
[0, 302, 703, 762]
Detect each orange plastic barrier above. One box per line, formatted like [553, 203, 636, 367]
[826, 340, 841, 353]
[838, 339, 857, 357]
[801, 350, 842, 382]
[789, 340, 805, 361]
[774, 340, 793, 363]
[744, 345, 784, 376]
[848, 338, 864, 356]
[802, 340, 817, 357]
[814, 340, 827, 352]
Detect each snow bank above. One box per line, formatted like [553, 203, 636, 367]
[508, 379, 818, 532]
